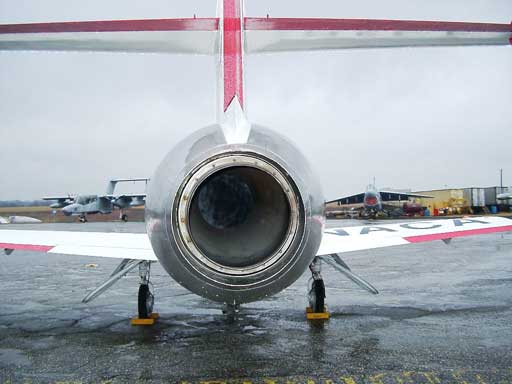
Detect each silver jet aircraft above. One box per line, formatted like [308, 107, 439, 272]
[44, 178, 148, 222]
[497, 191, 512, 200]
[328, 184, 432, 219]
[0, 1, 511, 321]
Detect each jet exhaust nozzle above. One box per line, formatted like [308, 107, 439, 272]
[145, 124, 324, 304]
[175, 154, 300, 276]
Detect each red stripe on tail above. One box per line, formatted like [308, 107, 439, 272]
[223, 0, 244, 111]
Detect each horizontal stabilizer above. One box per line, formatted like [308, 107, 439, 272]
[1, 17, 510, 55]
[245, 18, 512, 53]
[0, 18, 219, 54]
[43, 196, 74, 201]
[106, 178, 149, 195]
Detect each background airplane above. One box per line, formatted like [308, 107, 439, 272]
[497, 191, 512, 200]
[0, 0, 511, 321]
[0, 215, 41, 224]
[44, 178, 148, 222]
[327, 183, 432, 218]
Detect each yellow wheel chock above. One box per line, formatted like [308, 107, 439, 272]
[306, 306, 330, 320]
[130, 312, 159, 326]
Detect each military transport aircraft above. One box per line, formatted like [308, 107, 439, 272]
[327, 184, 432, 219]
[0, 0, 511, 321]
[44, 178, 148, 222]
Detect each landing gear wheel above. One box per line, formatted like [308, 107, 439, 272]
[309, 279, 326, 313]
[121, 214, 128, 222]
[138, 284, 154, 319]
[79, 216, 87, 223]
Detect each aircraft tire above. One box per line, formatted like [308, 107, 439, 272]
[121, 214, 128, 222]
[138, 284, 154, 319]
[311, 279, 325, 313]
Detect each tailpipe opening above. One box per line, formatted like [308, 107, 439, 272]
[175, 154, 301, 275]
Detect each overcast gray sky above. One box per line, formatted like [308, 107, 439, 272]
[0, 0, 511, 200]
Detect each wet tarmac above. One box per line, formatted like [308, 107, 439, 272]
[1, 220, 511, 383]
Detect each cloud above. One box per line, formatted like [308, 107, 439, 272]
[0, 0, 511, 199]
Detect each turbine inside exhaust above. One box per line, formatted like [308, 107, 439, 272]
[189, 166, 290, 268]
[175, 154, 301, 275]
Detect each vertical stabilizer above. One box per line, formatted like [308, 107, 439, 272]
[217, 0, 251, 144]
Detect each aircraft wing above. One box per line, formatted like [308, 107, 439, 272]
[115, 194, 147, 199]
[2, 216, 510, 261]
[0, 229, 156, 261]
[317, 216, 512, 255]
[244, 18, 512, 53]
[326, 193, 365, 205]
[42, 196, 74, 207]
[379, 191, 432, 202]
[102, 194, 146, 199]
[43, 196, 73, 201]
[103, 194, 146, 208]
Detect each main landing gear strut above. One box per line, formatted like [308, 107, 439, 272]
[307, 257, 329, 320]
[119, 210, 128, 222]
[81, 259, 158, 325]
[132, 261, 159, 325]
[306, 254, 380, 320]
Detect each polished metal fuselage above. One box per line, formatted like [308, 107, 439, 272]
[145, 124, 324, 304]
[62, 196, 111, 216]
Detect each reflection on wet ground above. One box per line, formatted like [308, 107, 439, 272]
[1, 221, 511, 383]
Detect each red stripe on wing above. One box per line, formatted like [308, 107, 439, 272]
[404, 225, 512, 243]
[245, 17, 512, 33]
[0, 242, 54, 252]
[0, 18, 219, 34]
